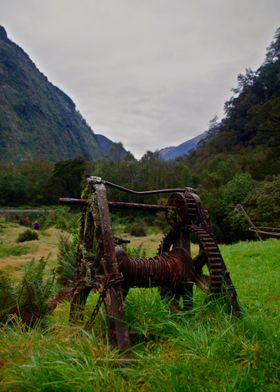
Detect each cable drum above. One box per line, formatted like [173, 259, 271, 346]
[116, 247, 194, 288]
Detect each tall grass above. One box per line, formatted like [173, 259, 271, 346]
[0, 239, 279, 391]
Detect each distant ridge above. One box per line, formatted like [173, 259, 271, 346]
[95, 134, 131, 160]
[0, 26, 128, 163]
[159, 132, 207, 160]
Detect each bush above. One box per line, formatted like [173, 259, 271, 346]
[128, 223, 146, 237]
[154, 211, 169, 232]
[16, 229, 39, 243]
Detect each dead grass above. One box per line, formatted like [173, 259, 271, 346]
[123, 232, 163, 256]
[0, 223, 66, 279]
[122, 232, 199, 257]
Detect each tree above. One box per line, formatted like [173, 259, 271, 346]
[218, 173, 254, 242]
[17, 158, 53, 204]
[207, 115, 220, 137]
[231, 68, 258, 95]
[0, 175, 28, 205]
[245, 175, 280, 228]
[45, 156, 90, 203]
[265, 27, 280, 64]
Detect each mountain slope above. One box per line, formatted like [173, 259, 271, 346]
[187, 27, 280, 180]
[0, 26, 104, 163]
[159, 132, 207, 160]
[95, 134, 131, 160]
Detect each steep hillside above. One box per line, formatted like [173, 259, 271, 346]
[0, 26, 104, 163]
[159, 132, 207, 160]
[187, 27, 280, 180]
[95, 134, 131, 160]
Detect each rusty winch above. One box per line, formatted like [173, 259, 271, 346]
[60, 176, 240, 353]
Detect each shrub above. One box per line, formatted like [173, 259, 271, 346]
[154, 211, 169, 232]
[128, 223, 146, 237]
[16, 229, 39, 243]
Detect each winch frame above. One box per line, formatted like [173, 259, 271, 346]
[60, 176, 240, 353]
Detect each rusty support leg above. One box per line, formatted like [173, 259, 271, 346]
[88, 177, 131, 353]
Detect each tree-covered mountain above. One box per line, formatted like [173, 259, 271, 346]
[159, 132, 207, 160]
[187, 27, 280, 180]
[0, 26, 126, 163]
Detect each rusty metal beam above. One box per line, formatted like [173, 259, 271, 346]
[59, 198, 88, 206]
[59, 198, 176, 212]
[104, 180, 195, 195]
[109, 201, 175, 212]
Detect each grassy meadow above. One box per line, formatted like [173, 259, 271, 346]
[0, 220, 279, 391]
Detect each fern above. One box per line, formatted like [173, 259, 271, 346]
[56, 235, 76, 286]
[0, 272, 16, 323]
[17, 257, 56, 325]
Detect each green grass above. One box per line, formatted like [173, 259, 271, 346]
[0, 243, 32, 258]
[0, 239, 279, 391]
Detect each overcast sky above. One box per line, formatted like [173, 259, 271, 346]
[1, 0, 280, 158]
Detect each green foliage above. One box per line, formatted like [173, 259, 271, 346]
[245, 175, 280, 227]
[128, 223, 147, 237]
[17, 257, 56, 318]
[16, 229, 39, 243]
[52, 207, 80, 232]
[154, 211, 170, 232]
[56, 235, 76, 286]
[124, 243, 147, 259]
[0, 272, 16, 322]
[0, 159, 53, 205]
[0, 257, 56, 325]
[220, 173, 253, 210]
[16, 158, 53, 204]
[265, 26, 280, 63]
[45, 156, 90, 203]
[0, 174, 28, 205]
[0, 243, 31, 258]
